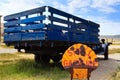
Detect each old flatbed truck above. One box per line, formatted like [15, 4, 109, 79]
[4, 6, 111, 64]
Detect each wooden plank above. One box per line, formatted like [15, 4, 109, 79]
[72, 34, 87, 42]
[4, 23, 45, 33]
[48, 6, 88, 24]
[49, 16, 88, 29]
[47, 24, 83, 34]
[47, 31, 68, 41]
[4, 20, 20, 27]
[21, 15, 46, 24]
[4, 6, 46, 21]
[88, 21, 100, 28]
[4, 15, 46, 27]
[4, 27, 21, 33]
[21, 32, 45, 41]
[90, 33, 99, 36]
[22, 23, 45, 30]
[4, 33, 21, 42]
[48, 6, 99, 28]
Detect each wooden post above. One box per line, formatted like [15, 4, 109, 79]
[0, 15, 2, 43]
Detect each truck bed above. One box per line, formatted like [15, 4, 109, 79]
[4, 6, 100, 47]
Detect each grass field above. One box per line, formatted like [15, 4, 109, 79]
[0, 53, 69, 80]
[0, 53, 120, 80]
[0, 44, 120, 80]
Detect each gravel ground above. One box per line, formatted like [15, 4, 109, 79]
[90, 53, 120, 80]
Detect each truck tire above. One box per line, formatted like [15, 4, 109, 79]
[40, 55, 50, 64]
[17, 48, 21, 52]
[35, 54, 40, 63]
[34, 54, 50, 64]
[51, 55, 61, 63]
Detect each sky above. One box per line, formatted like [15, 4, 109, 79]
[0, 0, 120, 35]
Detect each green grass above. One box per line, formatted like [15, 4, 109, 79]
[0, 58, 69, 80]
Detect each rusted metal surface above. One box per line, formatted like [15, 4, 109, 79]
[62, 43, 99, 80]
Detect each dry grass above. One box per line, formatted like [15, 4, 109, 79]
[0, 53, 69, 80]
[109, 49, 120, 54]
[0, 43, 14, 48]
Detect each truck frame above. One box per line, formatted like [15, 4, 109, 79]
[4, 6, 110, 64]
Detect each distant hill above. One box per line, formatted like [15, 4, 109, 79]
[100, 35, 120, 40]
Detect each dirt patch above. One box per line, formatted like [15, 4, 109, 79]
[0, 48, 17, 54]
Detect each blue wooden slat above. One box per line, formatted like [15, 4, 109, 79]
[72, 34, 87, 42]
[91, 33, 99, 36]
[4, 15, 46, 27]
[4, 32, 46, 42]
[47, 24, 68, 30]
[89, 36, 99, 43]
[49, 16, 69, 24]
[48, 6, 88, 24]
[4, 33, 21, 42]
[76, 23, 88, 29]
[49, 16, 87, 29]
[4, 24, 45, 33]
[22, 32, 45, 41]
[4, 20, 20, 27]
[4, 27, 21, 33]
[22, 23, 45, 30]
[88, 21, 100, 28]
[47, 24, 83, 34]
[87, 28, 100, 32]
[4, 6, 46, 21]
[48, 6, 99, 28]
[85, 28, 99, 36]
[21, 15, 46, 24]
[47, 30, 68, 41]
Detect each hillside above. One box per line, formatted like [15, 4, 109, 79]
[100, 35, 120, 40]
[100, 35, 120, 44]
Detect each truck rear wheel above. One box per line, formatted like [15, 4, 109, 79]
[51, 55, 61, 63]
[35, 54, 40, 63]
[41, 55, 50, 64]
[35, 54, 50, 64]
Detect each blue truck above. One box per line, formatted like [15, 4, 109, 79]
[4, 6, 111, 64]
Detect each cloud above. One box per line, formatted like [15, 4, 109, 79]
[67, 0, 91, 14]
[52, 1, 67, 12]
[1, 0, 119, 16]
[100, 22, 120, 35]
[0, 0, 45, 16]
[85, 16, 120, 35]
[65, 0, 120, 14]
[91, 0, 120, 13]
